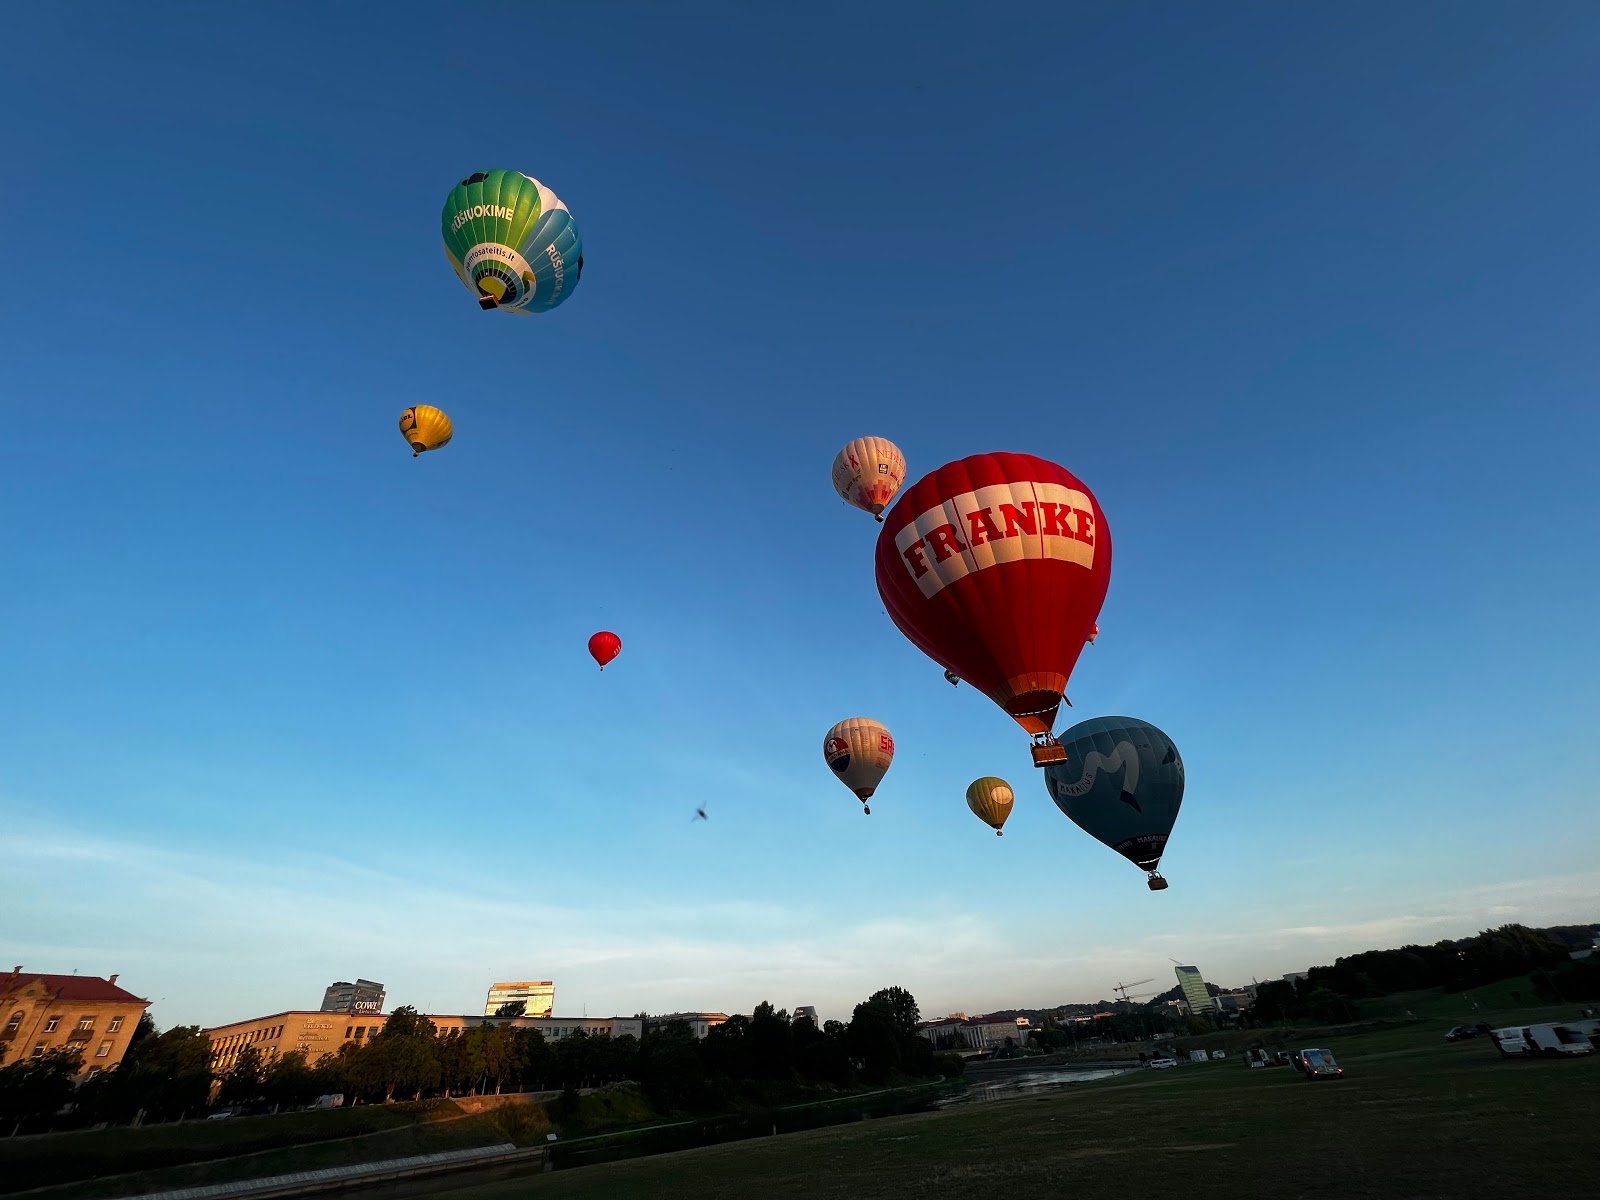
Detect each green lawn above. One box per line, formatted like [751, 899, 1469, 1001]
[421, 1018, 1600, 1200]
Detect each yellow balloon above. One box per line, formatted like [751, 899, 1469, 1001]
[965, 776, 1014, 836]
[398, 406, 453, 457]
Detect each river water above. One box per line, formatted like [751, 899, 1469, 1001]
[933, 1066, 1131, 1106]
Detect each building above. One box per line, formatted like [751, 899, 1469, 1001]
[1212, 989, 1254, 1014]
[320, 980, 385, 1015]
[1, 968, 152, 1080]
[484, 981, 555, 1017]
[434, 1014, 638, 1041]
[1174, 965, 1215, 1015]
[206, 1011, 374, 1075]
[1282, 971, 1310, 983]
[793, 1005, 819, 1024]
[959, 1016, 1030, 1051]
[203, 1011, 640, 1075]
[645, 1012, 728, 1039]
[914, 1017, 967, 1049]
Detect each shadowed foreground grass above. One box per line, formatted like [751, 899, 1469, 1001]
[422, 1033, 1599, 1200]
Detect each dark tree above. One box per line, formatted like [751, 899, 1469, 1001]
[748, 1002, 794, 1079]
[0, 1047, 83, 1134]
[847, 999, 901, 1081]
[218, 1045, 267, 1107]
[866, 987, 921, 1038]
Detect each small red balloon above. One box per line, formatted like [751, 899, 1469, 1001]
[588, 631, 622, 670]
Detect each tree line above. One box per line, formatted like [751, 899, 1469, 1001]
[1249, 923, 1585, 1024]
[1, 986, 958, 1134]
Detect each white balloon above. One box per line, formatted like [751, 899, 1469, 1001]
[830, 437, 907, 519]
[822, 717, 895, 814]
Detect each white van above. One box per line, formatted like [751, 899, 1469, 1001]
[1524, 1024, 1595, 1057]
[1147, 1057, 1178, 1069]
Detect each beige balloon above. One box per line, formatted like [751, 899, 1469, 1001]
[822, 717, 895, 815]
[965, 776, 1015, 836]
[830, 437, 907, 520]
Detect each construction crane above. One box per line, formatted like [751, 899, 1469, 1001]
[1113, 978, 1154, 1005]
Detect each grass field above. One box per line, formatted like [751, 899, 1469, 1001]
[419, 1012, 1600, 1200]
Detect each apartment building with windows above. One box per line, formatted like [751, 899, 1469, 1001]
[1, 968, 152, 1079]
[644, 1012, 729, 1039]
[203, 1011, 640, 1073]
[320, 979, 386, 1014]
[483, 981, 554, 1017]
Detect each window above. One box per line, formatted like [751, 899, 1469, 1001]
[345, 1026, 353, 1038]
[86, 1066, 101, 1079]
[76, 1017, 95, 1032]
[4, 1012, 21, 1035]
[32, 1042, 45, 1057]
[44, 1016, 60, 1033]
[96, 1040, 112, 1058]
[109, 1016, 124, 1033]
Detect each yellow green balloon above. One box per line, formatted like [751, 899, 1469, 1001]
[966, 776, 1014, 836]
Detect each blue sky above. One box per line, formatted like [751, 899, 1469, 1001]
[3, 2, 1598, 1028]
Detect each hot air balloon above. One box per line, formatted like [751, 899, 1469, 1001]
[441, 170, 583, 313]
[1088, 623, 1099, 645]
[965, 776, 1014, 836]
[831, 438, 907, 520]
[874, 452, 1111, 766]
[398, 405, 453, 457]
[822, 717, 893, 815]
[1044, 716, 1183, 891]
[588, 631, 621, 670]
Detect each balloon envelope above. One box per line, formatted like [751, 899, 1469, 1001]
[441, 170, 583, 314]
[398, 405, 453, 456]
[1044, 716, 1184, 876]
[965, 776, 1014, 835]
[823, 717, 894, 811]
[832, 437, 907, 518]
[588, 631, 621, 669]
[874, 452, 1111, 736]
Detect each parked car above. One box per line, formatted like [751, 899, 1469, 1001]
[206, 1110, 235, 1121]
[1298, 1048, 1343, 1079]
[1148, 1057, 1178, 1069]
[1445, 1025, 1480, 1042]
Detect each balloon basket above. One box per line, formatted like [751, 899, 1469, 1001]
[1146, 873, 1169, 892]
[1029, 740, 1067, 768]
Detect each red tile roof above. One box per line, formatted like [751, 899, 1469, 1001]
[1, 972, 150, 1006]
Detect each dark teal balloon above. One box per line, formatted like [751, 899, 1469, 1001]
[1044, 716, 1184, 878]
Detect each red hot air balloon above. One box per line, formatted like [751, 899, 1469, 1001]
[588, 631, 621, 670]
[874, 452, 1111, 766]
